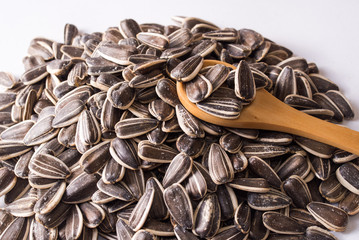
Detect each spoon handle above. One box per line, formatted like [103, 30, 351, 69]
[235, 89, 359, 156]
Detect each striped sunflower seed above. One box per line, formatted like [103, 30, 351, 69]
[115, 118, 158, 139]
[262, 212, 306, 235]
[305, 226, 338, 240]
[163, 183, 193, 229]
[162, 152, 193, 188]
[62, 172, 100, 204]
[33, 181, 66, 214]
[339, 192, 359, 215]
[0, 217, 30, 240]
[336, 162, 359, 194]
[234, 202, 251, 234]
[307, 202, 348, 232]
[185, 162, 207, 200]
[80, 141, 111, 174]
[137, 140, 178, 163]
[175, 104, 204, 138]
[128, 185, 155, 231]
[29, 218, 57, 240]
[64, 205, 83, 240]
[228, 178, 270, 193]
[97, 179, 133, 202]
[234, 60, 256, 104]
[193, 193, 221, 238]
[29, 153, 70, 179]
[35, 202, 71, 229]
[282, 175, 312, 209]
[23, 115, 59, 146]
[170, 55, 203, 82]
[155, 78, 180, 107]
[248, 156, 282, 188]
[102, 158, 125, 184]
[208, 143, 234, 184]
[247, 189, 292, 210]
[196, 88, 242, 119]
[216, 184, 238, 221]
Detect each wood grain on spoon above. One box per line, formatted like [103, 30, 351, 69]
[177, 60, 359, 155]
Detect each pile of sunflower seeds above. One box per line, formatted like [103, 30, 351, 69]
[0, 16, 357, 240]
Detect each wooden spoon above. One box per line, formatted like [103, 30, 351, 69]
[177, 60, 359, 155]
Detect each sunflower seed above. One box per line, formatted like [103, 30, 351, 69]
[185, 163, 207, 200]
[176, 134, 205, 158]
[21, 63, 48, 85]
[155, 78, 180, 107]
[168, 28, 193, 48]
[247, 189, 292, 210]
[175, 104, 204, 138]
[149, 99, 174, 121]
[201, 26, 236, 39]
[0, 92, 16, 111]
[0, 120, 34, 143]
[170, 55, 203, 82]
[23, 115, 59, 146]
[115, 118, 158, 139]
[193, 193, 221, 238]
[128, 186, 154, 231]
[163, 183, 193, 229]
[33, 181, 66, 214]
[162, 152, 193, 188]
[68, 62, 88, 87]
[294, 135, 335, 158]
[234, 60, 256, 104]
[262, 212, 306, 235]
[339, 192, 359, 215]
[29, 218, 57, 240]
[97, 179, 134, 202]
[248, 156, 282, 188]
[80, 141, 111, 174]
[185, 74, 212, 103]
[282, 175, 312, 208]
[137, 32, 169, 50]
[146, 126, 168, 144]
[336, 162, 359, 195]
[307, 202, 348, 232]
[313, 93, 344, 122]
[0, 72, 17, 89]
[36, 202, 71, 229]
[132, 230, 156, 240]
[208, 143, 234, 184]
[249, 211, 270, 240]
[242, 143, 288, 158]
[62, 172, 100, 204]
[228, 178, 270, 193]
[110, 138, 140, 170]
[102, 158, 125, 184]
[58, 123, 77, 148]
[234, 202, 251, 234]
[64, 205, 83, 240]
[0, 217, 29, 240]
[138, 140, 178, 163]
[325, 90, 354, 119]
[76, 109, 101, 146]
[305, 226, 338, 240]
[142, 219, 174, 237]
[161, 46, 191, 59]
[116, 218, 135, 240]
[276, 153, 310, 180]
[197, 88, 242, 119]
[119, 19, 141, 38]
[29, 153, 70, 179]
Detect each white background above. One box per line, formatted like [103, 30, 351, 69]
[0, 0, 358, 238]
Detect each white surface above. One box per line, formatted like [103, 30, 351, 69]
[0, 0, 358, 238]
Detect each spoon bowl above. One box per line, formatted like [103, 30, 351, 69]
[177, 60, 359, 155]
